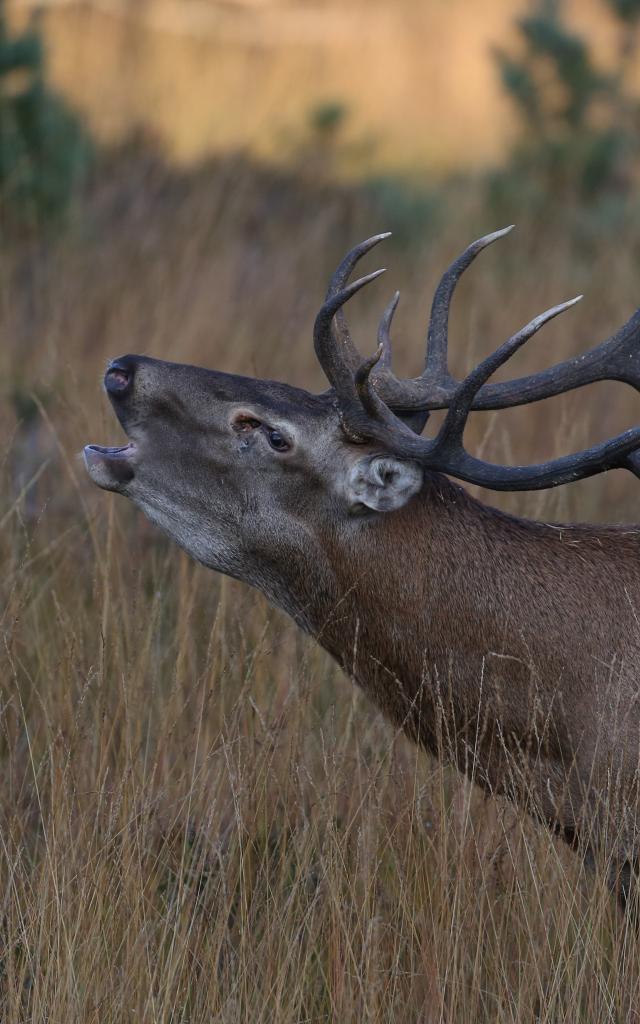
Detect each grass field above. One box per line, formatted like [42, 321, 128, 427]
[4, 152, 640, 1020]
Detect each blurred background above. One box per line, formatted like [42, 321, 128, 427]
[5, 4, 640, 1018]
[4, 0, 639, 174]
[4, 0, 640, 524]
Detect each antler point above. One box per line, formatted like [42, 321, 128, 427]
[557, 295, 583, 312]
[475, 225, 516, 251]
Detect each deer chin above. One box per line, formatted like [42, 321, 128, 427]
[83, 442, 136, 491]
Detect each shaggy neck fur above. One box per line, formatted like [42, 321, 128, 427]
[260, 472, 640, 846]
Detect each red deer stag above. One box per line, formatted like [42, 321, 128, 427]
[84, 227, 640, 912]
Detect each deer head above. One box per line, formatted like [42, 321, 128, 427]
[83, 355, 383, 604]
[84, 227, 640, 578]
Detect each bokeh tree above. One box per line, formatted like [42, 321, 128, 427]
[492, 0, 640, 205]
[0, 2, 92, 227]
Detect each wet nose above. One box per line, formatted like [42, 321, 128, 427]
[104, 355, 138, 397]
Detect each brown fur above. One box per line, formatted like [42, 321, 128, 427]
[85, 355, 640, 910]
[281, 474, 640, 834]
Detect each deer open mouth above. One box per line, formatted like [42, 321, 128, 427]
[83, 441, 137, 490]
[85, 443, 135, 458]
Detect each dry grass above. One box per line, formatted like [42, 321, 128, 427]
[4, 153, 640, 1020]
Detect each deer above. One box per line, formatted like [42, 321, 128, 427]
[84, 227, 640, 913]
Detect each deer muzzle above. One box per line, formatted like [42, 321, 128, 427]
[83, 356, 142, 490]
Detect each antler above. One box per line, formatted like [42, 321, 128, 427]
[313, 231, 640, 491]
[315, 229, 640, 415]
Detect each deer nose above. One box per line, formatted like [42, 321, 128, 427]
[104, 356, 137, 396]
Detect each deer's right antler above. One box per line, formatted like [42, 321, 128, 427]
[316, 228, 640, 413]
[313, 230, 640, 491]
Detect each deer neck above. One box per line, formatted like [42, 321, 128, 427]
[257, 473, 511, 704]
[313, 473, 495, 697]
[262, 473, 634, 763]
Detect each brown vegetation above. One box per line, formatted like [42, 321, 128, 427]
[2, 150, 640, 1019]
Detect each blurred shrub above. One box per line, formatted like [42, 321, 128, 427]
[0, 4, 92, 228]
[294, 100, 442, 243]
[363, 175, 441, 245]
[490, 0, 640, 215]
[308, 100, 348, 142]
[294, 99, 363, 181]
[605, 0, 640, 25]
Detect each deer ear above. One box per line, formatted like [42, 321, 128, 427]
[347, 456, 423, 513]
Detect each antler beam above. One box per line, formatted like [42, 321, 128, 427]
[313, 231, 640, 491]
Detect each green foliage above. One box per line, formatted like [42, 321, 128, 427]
[308, 100, 348, 140]
[604, 0, 640, 23]
[492, 0, 640, 211]
[0, 4, 92, 226]
[363, 174, 441, 245]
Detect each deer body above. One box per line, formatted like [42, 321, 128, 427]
[260, 471, 640, 831]
[84, 229, 640, 910]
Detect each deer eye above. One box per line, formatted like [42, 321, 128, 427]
[267, 428, 290, 452]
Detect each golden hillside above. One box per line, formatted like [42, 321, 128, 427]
[6, 0, 628, 172]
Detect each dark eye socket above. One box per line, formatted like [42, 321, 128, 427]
[233, 414, 290, 452]
[234, 415, 261, 432]
[267, 428, 290, 452]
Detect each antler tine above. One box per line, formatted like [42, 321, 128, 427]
[470, 305, 640, 410]
[315, 230, 640, 490]
[314, 268, 386, 394]
[315, 234, 640, 485]
[316, 234, 391, 385]
[335, 285, 640, 491]
[326, 233, 392, 299]
[322, 230, 640, 416]
[340, 353, 640, 487]
[435, 295, 583, 453]
[354, 289, 431, 431]
[354, 336, 433, 436]
[355, 345, 385, 417]
[377, 291, 399, 370]
[371, 289, 432, 435]
[365, 226, 527, 412]
[419, 291, 640, 487]
[424, 225, 514, 381]
[343, 366, 640, 495]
